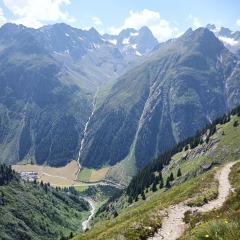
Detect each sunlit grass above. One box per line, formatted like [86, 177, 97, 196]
[181, 162, 240, 240]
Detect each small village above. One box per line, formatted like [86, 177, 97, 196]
[20, 171, 38, 182]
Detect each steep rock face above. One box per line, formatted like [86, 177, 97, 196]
[103, 26, 159, 56]
[80, 28, 240, 169]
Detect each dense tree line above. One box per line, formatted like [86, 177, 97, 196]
[0, 164, 15, 186]
[126, 105, 240, 201]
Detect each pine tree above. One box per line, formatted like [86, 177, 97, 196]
[159, 171, 163, 181]
[177, 168, 182, 177]
[233, 120, 239, 127]
[165, 177, 171, 189]
[155, 175, 160, 184]
[169, 172, 174, 181]
[114, 211, 118, 217]
[159, 180, 164, 189]
[151, 181, 157, 192]
[0, 191, 4, 206]
[141, 192, 146, 200]
[40, 181, 44, 187]
[128, 196, 133, 204]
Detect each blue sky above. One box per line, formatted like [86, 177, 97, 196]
[0, 0, 240, 41]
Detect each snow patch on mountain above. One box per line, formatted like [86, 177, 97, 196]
[108, 39, 117, 45]
[122, 38, 130, 45]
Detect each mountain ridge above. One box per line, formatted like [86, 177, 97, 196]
[78, 27, 240, 176]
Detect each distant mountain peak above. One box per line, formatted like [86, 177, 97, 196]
[103, 26, 158, 56]
[206, 24, 217, 31]
[180, 27, 216, 42]
[139, 26, 152, 33]
[186, 27, 219, 41]
[88, 27, 99, 35]
[206, 23, 240, 53]
[119, 28, 137, 35]
[0, 23, 26, 34]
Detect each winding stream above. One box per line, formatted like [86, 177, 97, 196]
[81, 197, 96, 231]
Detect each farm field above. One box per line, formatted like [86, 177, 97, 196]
[13, 161, 109, 187]
[79, 167, 109, 182]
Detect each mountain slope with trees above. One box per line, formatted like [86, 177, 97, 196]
[79, 28, 240, 175]
[0, 166, 90, 240]
[0, 23, 149, 167]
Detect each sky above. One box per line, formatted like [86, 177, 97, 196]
[0, 0, 239, 41]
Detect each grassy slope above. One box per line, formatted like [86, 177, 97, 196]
[181, 162, 240, 240]
[74, 170, 218, 240]
[73, 115, 240, 240]
[0, 179, 89, 240]
[78, 168, 93, 182]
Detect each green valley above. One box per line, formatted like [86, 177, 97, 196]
[73, 108, 240, 240]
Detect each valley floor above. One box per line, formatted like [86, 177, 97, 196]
[12, 161, 117, 188]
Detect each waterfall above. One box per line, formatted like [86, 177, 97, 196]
[75, 90, 98, 180]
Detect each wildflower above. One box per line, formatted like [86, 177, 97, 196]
[205, 234, 209, 238]
[224, 220, 228, 224]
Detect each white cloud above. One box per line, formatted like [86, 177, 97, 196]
[3, 0, 74, 28]
[109, 9, 179, 41]
[0, 8, 7, 26]
[92, 16, 102, 26]
[237, 19, 240, 27]
[219, 36, 239, 46]
[188, 15, 202, 29]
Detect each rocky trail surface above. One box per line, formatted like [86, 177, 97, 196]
[149, 162, 237, 240]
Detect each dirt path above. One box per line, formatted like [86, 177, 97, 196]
[149, 162, 236, 240]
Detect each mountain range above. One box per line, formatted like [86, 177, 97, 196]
[0, 23, 239, 180]
[0, 23, 151, 166]
[80, 28, 240, 182]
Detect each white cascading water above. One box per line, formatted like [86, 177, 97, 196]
[75, 91, 98, 180]
[81, 196, 96, 231]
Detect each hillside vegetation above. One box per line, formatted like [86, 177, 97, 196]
[73, 107, 240, 240]
[0, 167, 90, 240]
[181, 162, 240, 240]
